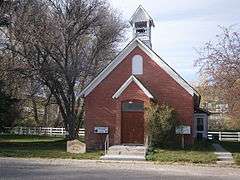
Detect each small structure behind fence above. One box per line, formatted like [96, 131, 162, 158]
[208, 131, 240, 142]
[3, 127, 85, 137]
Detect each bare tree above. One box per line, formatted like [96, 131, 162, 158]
[1, 0, 127, 140]
[195, 26, 240, 127]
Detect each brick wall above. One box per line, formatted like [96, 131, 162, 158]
[84, 47, 194, 150]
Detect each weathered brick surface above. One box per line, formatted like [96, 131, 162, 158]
[84, 47, 194, 150]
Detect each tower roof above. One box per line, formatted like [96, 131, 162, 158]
[130, 5, 155, 27]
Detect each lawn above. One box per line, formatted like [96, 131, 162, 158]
[220, 141, 240, 165]
[0, 135, 102, 160]
[147, 141, 217, 164]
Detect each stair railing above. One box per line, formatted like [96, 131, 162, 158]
[145, 135, 150, 155]
[104, 134, 109, 155]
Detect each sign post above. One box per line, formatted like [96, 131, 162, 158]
[94, 127, 109, 149]
[181, 134, 184, 149]
[175, 125, 191, 149]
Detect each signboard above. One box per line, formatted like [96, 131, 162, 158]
[175, 125, 191, 135]
[94, 127, 108, 134]
[67, 139, 86, 154]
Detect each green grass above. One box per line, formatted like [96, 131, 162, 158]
[220, 141, 240, 165]
[0, 135, 102, 160]
[147, 141, 217, 164]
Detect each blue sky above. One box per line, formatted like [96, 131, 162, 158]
[110, 0, 240, 84]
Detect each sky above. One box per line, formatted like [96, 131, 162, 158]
[109, 0, 240, 83]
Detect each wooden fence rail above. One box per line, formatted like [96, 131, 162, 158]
[208, 131, 240, 142]
[2, 128, 240, 142]
[3, 127, 85, 137]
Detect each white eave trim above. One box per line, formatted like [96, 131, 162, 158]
[112, 75, 154, 99]
[79, 38, 138, 97]
[79, 38, 199, 98]
[135, 39, 198, 96]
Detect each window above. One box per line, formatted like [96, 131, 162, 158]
[132, 55, 143, 75]
[135, 22, 147, 35]
[136, 29, 146, 33]
[197, 118, 204, 131]
[135, 22, 147, 28]
[122, 101, 144, 112]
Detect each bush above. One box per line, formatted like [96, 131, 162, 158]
[145, 103, 177, 147]
[0, 81, 20, 132]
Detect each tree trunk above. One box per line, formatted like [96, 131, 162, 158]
[31, 97, 39, 125]
[43, 105, 48, 127]
[76, 98, 85, 129]
[67, 114, 78, 140]
[54, 106, 63, 127]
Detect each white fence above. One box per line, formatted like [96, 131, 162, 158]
[3, 127, 85, 137]
[208, 131, 240, 142]
[2, 128, 240, 142]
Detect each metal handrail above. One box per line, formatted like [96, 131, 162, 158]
[104, 134, 109, 155]
[145, 135, 149, 155]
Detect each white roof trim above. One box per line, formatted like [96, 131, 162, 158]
[135, 39, 198, 96]
[79, 39, 138, 97]
[112, 75, 154, 99]
[80, 38, 198, 97]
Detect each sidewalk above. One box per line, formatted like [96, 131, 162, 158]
[212, 143, 234, 165]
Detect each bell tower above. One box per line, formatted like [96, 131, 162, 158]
[130, 5, 155, 48]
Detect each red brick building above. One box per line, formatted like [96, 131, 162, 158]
[80, 6, 208, 150]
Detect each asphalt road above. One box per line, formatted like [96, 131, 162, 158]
[0, 158, 240, 180]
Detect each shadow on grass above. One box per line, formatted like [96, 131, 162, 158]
[149, 140, 215, 152]
[0, 140, 66, 151]
[220, 141, 240, 153]
[0, 135, 102, 160]
[146, 141, 217, 164]
[220, 141, 240, 166]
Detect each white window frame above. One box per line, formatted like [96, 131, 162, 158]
[132, 55, 143, 75]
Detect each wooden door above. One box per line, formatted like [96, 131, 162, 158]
[121, 101, 144, 144]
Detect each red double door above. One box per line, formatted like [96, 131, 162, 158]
[121, 101, 144, 144]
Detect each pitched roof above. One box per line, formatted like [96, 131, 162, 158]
[79, 38, 199, 97]
[129, 5, 155, 27]
[112, 75, 154, 99]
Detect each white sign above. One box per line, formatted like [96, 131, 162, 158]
[175, 125, 191, 135]
[94, 127, 108, 134]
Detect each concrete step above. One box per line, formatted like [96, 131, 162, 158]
[212, 143, 235, 164]
[108, 145, 146, 151]
[217, 157, 233, 161]
[107, 145, 146, 156]
[107, 149, 146, 156]
[101, 145, 147, 161]
[214, 152, 232, 155]
[107, 151, 145, 156]
[214, 152, 233, 160]
[217, 160, 234, 165]
[100, 155, 145, 161]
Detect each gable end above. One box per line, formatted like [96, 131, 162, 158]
[80, 38, 199, 98]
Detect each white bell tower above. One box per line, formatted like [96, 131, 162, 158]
[130, 5, 155, 48]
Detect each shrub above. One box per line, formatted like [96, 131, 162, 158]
[145, 103, 177, 147]
[0, 81, 20, 132]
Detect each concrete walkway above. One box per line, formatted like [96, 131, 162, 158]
[212, 143, 234, 165]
